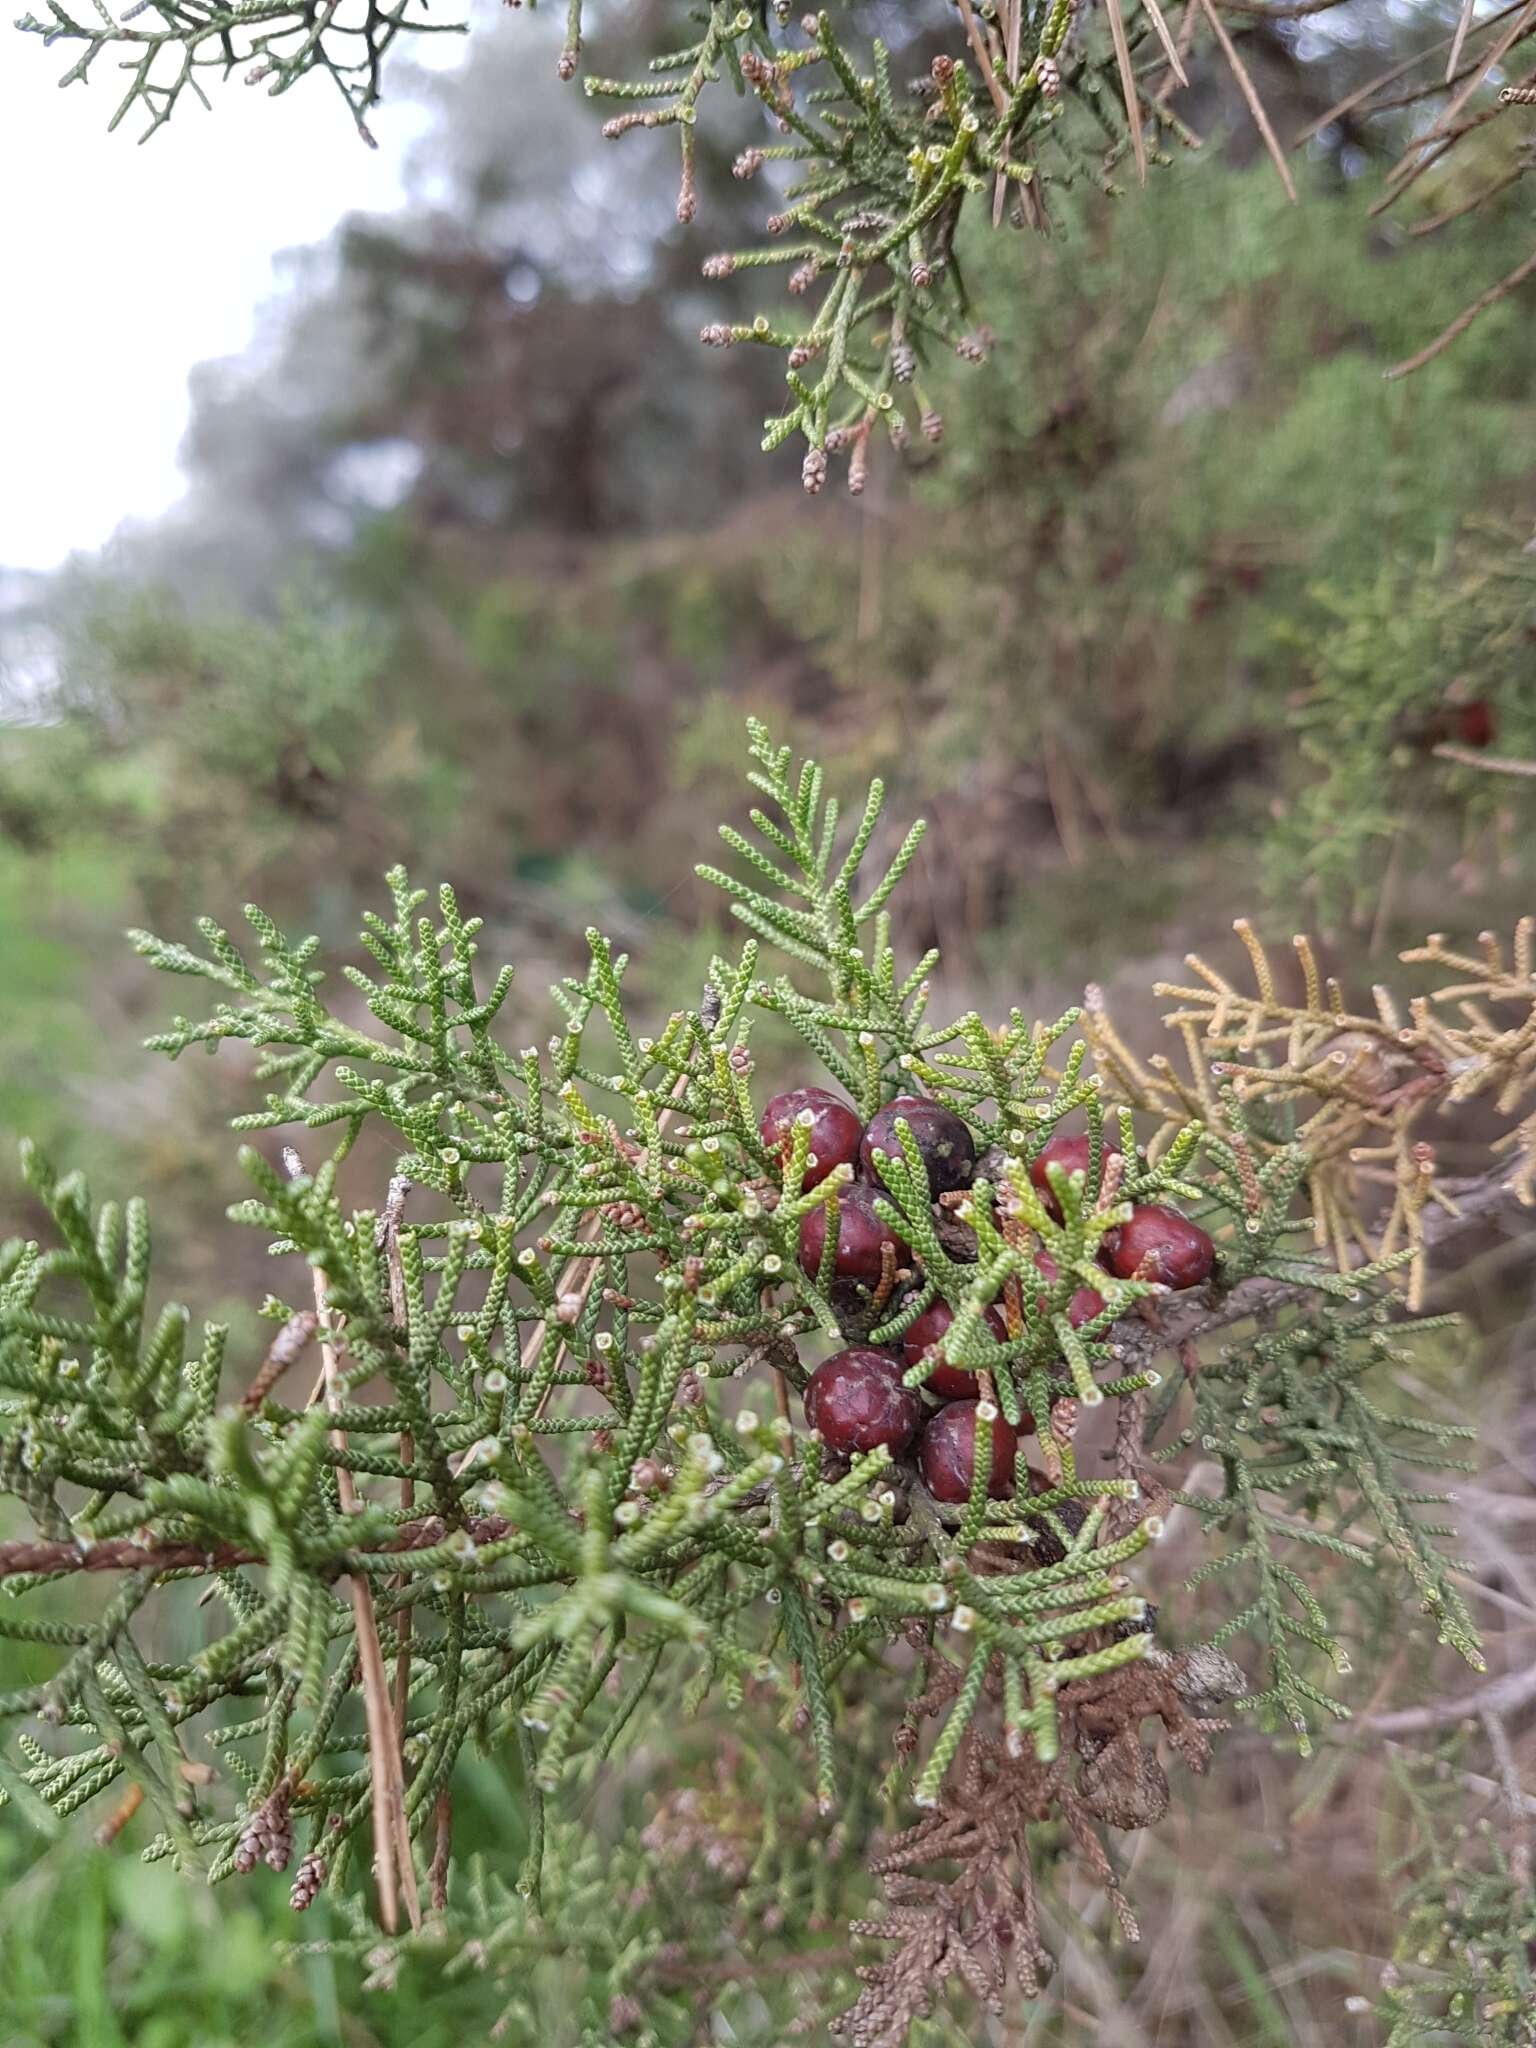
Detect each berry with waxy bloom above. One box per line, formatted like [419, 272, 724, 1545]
[860, 1095, 976, 1198]
[901, 1297, 1011, 1400]
[1033, 1248, 1107, 1329]
[758, 1086, 862, 1192]
[918, 1400, 1019, 1502]
[1101, 1203, 1216, 1289]
[1028, 1131, 1120, 1220]
[798, 1181, 912, 1287]
[804, 1347, 923, 1458]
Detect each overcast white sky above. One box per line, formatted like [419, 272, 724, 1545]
[0, 21, 465, 571]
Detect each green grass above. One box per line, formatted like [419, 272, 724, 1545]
[0, 1841, 332, 2048]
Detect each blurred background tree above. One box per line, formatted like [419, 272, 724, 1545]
[6, 6, 1535, 1254]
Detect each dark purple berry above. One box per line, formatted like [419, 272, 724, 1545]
[860, 1095, 975, 1198]
[798, 1181, 912, 1287]
[1101, 1203, 1215, 1289]
[1028, 1132, 1119, 1221]
[1033, 1248, 1106, 1330]
[918, 1401, 1019, 1503]
[901, 1298, 1009, 1401]
[803, 1347, 923, 1458]
[759, 1086, 863, 1192]
[1456, 698, 1495, 748]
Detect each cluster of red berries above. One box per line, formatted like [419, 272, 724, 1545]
[759, 1088, 1217, 1505]
[760, 1085, 976, 1290]
[803, 1347, 1019, 1502]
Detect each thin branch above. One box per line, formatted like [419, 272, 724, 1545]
[312, 1252, 422, 1934]
[1408, 160, 1525, 234]
[1432, 739, 1536, 775]
[955, 0, 1009, 118]
[1422, 0, 1536, 143]
[1198, 0, 1297, 202]
[430, 1784, 453, 1914]
[1154, 0, 1200, 112]
[1141, 0, 1190, 88]
[1384, 243, 1536, 379]
[1360, 1659, 1536, 1735]
[1111, 1163, 1528, 1380]
[1291, 0, 1532, 149]
[1217, 0, 1358, 14]
[0, 1514, 515, 1582]
[1105, 0, 1149, 186]
[285, 1142, 420, 1934]
[377, 1175, 415, 1748]
[1448, 0, 1480, 82]
[239, 1309, 319, 1414]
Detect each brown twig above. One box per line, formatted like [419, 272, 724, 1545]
[955, 0, 1009, 118]
[1107, 1164, 1526, 1388]
[1373, 55, 1536, 214]
[93, 1781, 145, 1847]
[1216, 0, 1358, 14]
[990, 0, 1023, 224]
[283, 1144, 421, 1936]
[1384, 243, 1536, 379]
[1142, 0, 1190, 88]
[1105, 0, 1149, 187]
[1421, 0, 1536, 144]
[0, 1514, 515, 1582]
[1407, 160, 1525, 236]
[1431, 739, 1536, 775]
[430, 1784, 453, 1913]
[1448, 0, 1480, 81]
[310, 1254, 422, 1935]
[240, 1309, 319, 1414]
[1198, 0, 1297, 202]
[1374, 128, 1456, 210]
[1479, 1705, 1533, 1873]
[1359, 1658, 1536, 1736]
[1290, 1, 1533, 149]
[527, 1217, 605, 1423]
[1155, 0, 1201, 111]
[376, 1176, 416, 1748]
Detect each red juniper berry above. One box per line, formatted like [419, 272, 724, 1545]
[900, 1298, 1011, 1402]
[758, 1086, 863, 1192]
[798, 1180, 912, 1288]
[804, 1347, 923, 1458]
[918, 1400, 1020, 1503]
[1101, 1204, 1216, 1289]
[860, 1095, 975, 1198]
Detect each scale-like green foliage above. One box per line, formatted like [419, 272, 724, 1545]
[0, 722, 1510, 2039]
[1377, 1740, 1536, 2046]
[22, 1, 1536, 480]
[15, 0, 461, 144]
[1269, 526, 1536, 931]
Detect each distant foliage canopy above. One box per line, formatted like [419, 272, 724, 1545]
[17, 1, 1536, 480]
[1, 724, 1532, 2040]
